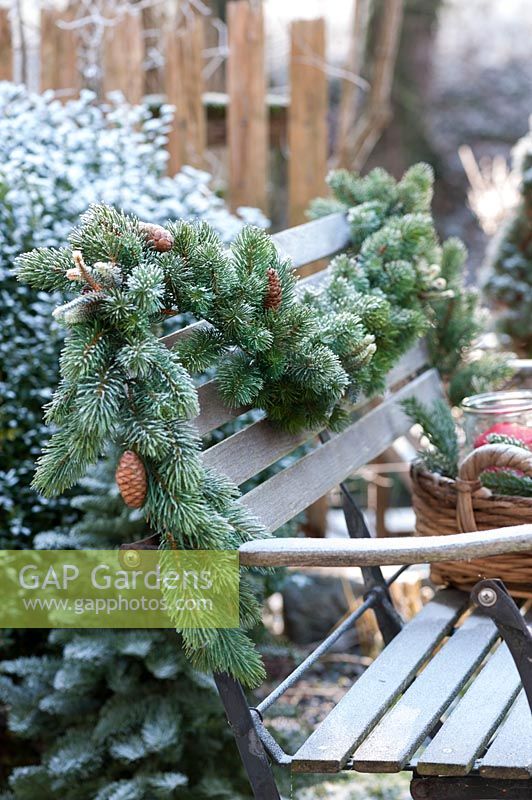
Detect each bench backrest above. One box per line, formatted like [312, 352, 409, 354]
[161, 213, 444, 533]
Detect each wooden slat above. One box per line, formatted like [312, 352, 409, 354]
[142, 3, 163, 96]
[352, 613, 498, 772]
[201, 341, 428, 479]
[227, 0, 267, 212]
[417, 642, 522, 776]
[165, 15, 206, 174]
[238, 525, 532, 568]
[292, 590, 468, 773]
[274, 213, 350, 268]
[480, 692, 532, 779]
[204, 418, 309, 485]
[384, 340, 428, 387]
[195, 381, 248, 437]
[0, 7, 13, 81]
[160, 319, 210, 349]
[241, 369, 443, 532]
[102, 10, 144, 104]
[40, 7, 79, 95]
[288, 18, 328, 226]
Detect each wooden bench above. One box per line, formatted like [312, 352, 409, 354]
[155, 213, 532, 800]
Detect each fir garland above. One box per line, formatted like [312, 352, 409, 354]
[17, 164, 461, 686]
[310, 164, 514, 403]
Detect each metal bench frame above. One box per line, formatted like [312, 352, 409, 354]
[128, 213, 532, 800]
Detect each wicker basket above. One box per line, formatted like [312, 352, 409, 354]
[411, 443, 532, 598]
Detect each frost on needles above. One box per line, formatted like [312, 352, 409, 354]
[16, 165, 456, 686]
[311, 163, 513, 404]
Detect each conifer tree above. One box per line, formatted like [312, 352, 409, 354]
[486, 124, 532, 355]
[0, 460, 256, 800]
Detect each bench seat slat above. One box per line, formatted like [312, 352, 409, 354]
[417, 642, 522, 776]
[291, 590, 468, 773]
[240, 369, 443, 532]
[480, 692, 532, 779]
[351, 613, 498, 773]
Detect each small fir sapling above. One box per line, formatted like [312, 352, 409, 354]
[0, 464, 258, 800]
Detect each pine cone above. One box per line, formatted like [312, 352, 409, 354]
[116, 451, 147, 509]
[139, 222, 174, 253]
[264, 267, 282, 311]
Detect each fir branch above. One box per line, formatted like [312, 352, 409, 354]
[480, 469, 532, 497]
[401, 397, 459, 478]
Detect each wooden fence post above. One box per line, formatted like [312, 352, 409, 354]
[289, 18, 328, 532]
[227, 0, 267, 212]
[142, 3, 163, 96]
[0, 7, 13, 81]
[40, 7, 79, 95]
[165, 15, 206, 174]
[288, 18, 328, 227]
[102, 9, 144, 104]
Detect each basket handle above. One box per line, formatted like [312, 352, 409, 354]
[457, 443, 532, 532]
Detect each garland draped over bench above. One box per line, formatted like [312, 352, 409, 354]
[16, 163, 476, 687]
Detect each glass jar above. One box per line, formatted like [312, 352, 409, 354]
[461, 390, 532, 450]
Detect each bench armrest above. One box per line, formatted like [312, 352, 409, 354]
[239, 524, 532, 567]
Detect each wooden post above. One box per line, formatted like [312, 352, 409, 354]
[40, 7, 80, 95]
[165, 15, 206, 174]
[227, 0, 267, 212]
[0, 7, 13, 81]
[288, 18, 328, 227]
[142, 3, 163, 96]
[289, 18, 328, 527]
[102, 9, 144, 104]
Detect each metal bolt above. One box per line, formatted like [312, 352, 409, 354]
[477, 587, 497, 607]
